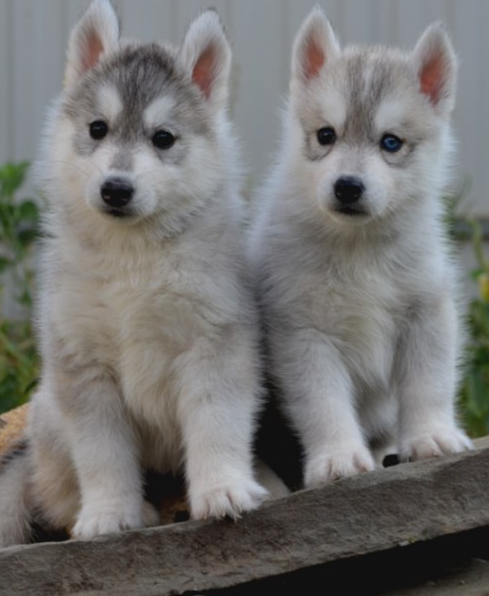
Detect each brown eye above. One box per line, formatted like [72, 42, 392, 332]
[152, 130, 175, 150]
[89, 120, 108, 140]
[317, 127, 336, 146]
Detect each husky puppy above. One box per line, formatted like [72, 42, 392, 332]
[249, 8, 472, 489]
[0, 0, 268, 546]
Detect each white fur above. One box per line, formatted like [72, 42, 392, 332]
[249, 9, 472, 489]
[1, 1, 269, 547]
[143, 96, 178, 130]
[96, 84, 124, 122]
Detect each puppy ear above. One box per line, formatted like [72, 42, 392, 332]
[179, 10, 232, 109]
[292, 6, 340, 85]
[412, 23, 457, 116]
[64, 0, 120, 90]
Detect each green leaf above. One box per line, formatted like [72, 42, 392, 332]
[0, 256, 12, 273]
[18, 200, 40, 223]
[0, 162, 29, 198]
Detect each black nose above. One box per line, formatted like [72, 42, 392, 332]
[334, 176, 364, 204]
[100, 178, 134, 208]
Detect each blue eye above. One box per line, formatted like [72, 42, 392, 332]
[380, 134, 403, 153]
[317, 127, 336, 146]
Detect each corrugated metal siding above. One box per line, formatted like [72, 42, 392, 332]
[0, 0, 487, 215]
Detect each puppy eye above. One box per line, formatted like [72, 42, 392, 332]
[89, 120, 109, 140]
[380, 134, 403, 153]
[317, 127, 336, 146]
[152, 130, 175, 150]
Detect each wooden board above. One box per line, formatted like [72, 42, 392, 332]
[0, 441, 488, 596]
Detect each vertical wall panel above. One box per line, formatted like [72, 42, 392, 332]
[231, 0, 291, 187]
[450, 0, 489, 215]
[0, 0, 11, 165]
[117, 0, 177, 43]
[343, 0, 379, 43]
[372, 0, 400, 45]
[10, 0, 34, 162]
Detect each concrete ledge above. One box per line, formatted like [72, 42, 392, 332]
[1, 441, 488, 596]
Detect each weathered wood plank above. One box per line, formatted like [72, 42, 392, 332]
[1, 444, 488, 596]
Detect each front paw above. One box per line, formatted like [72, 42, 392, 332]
[399, 427, 473, 462]
[189, 477, 268, 521]
[304, 446, 375, 488]
[72, 503, 144, 540]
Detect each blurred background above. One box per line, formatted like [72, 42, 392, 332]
[0, 0, 487, 435]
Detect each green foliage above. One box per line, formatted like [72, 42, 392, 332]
[0, 162, 40, 413]
[459, 218, 489, 437]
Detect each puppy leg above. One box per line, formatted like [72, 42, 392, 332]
[274, 329, 375, 488]
[56, 372, 145, 540]
[396, 294, 472, 461]
[176, 333, 268, 520]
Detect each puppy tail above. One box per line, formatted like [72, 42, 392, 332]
[0, 438, 33, 547]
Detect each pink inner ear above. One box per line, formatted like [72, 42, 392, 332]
[192, 46, 216, 99]
[81, 30, 105, 74]
[419, 51, 445, 106]
[302, 33, 325, 81]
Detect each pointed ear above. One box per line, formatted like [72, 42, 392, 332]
[292, 6, 340, 86]
[179, 10, 232, 109]
[411, 23, 457, 116]
[64, 0, 120, 90]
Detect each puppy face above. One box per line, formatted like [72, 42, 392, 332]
[60, 47, 217, 225]
[45, 1, 231, 238]
[288, 8, 457, 226]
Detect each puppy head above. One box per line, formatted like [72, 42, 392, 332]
[288, 7, 457, 226]
[44, 1, 233, 238]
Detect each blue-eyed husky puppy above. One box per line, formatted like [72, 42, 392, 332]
[250, 8, 472, 489]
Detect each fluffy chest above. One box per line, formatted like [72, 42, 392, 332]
[311, 272, 401, 370]
[46, 238, 228, 375]
[273, 246, 411, 384]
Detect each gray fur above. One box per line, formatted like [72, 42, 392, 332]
[250, 8, 472, 489]
[0, 0, 276, 547]
[300, 48, 432, 166]
[66, 44, 211, 165]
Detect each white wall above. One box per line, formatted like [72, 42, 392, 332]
[0, 0, 488, 218]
